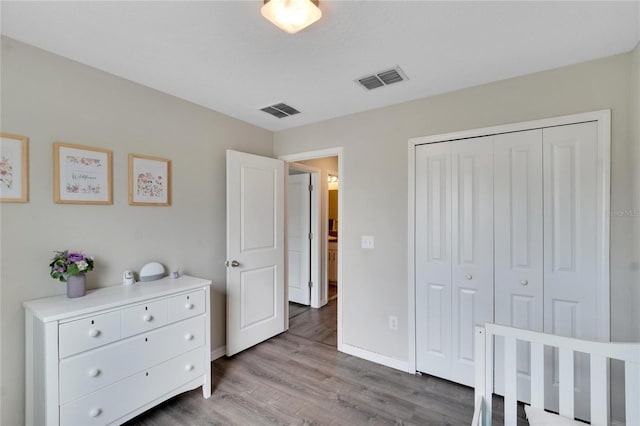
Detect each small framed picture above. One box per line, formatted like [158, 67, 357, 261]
[129, 154, 171, 206]
[0, 133, 29, 203]
[54, 142, 113, 204]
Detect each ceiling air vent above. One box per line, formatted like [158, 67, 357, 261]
[356, 66, 408, 91]
[260, 102, 300, 119]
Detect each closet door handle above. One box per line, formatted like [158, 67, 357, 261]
[465, 274, 472, 280]
[520, 280, 529, 286]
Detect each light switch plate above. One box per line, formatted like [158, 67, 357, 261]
[361, 235, 375, 249]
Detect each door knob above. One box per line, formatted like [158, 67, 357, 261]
[226, 260, 240, 268]
[520, 280, 529, 286]
[465, 274, 473, 280]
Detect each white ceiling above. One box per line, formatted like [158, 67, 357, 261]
[1, 1, 639, 131]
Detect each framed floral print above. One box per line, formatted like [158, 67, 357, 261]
[0, 133, 29, 203]
[128, 154, 171, 206]
[54, 142, 112, 204]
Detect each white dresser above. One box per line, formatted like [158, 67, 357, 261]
[24, 275, 212, 426]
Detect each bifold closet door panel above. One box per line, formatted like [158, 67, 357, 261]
[415, 142, 452, 377]
[450, 136, 494, 387]
[543, 121, 598, 420]
[493, 129, 544, 401]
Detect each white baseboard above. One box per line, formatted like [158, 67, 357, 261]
[211, 346, 226, 361]
[341, 343, 409, 372]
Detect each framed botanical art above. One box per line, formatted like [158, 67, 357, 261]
[0, 133, 29, 203]
[129, 154, 171, 206]
[54, 142, 112, 204]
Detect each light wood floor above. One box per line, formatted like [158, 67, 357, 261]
[126, 299, 522, 425]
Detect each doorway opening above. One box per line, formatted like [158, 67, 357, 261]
[280, 148, 343, 350]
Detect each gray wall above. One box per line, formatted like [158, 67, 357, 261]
[274, 51, 638, 362]
[0, 37, 272, 426]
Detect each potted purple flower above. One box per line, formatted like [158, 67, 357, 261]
[49, 250, 94, 298]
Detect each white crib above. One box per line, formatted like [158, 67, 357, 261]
[472, 324, 640, 426]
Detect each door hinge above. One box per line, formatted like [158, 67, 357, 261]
[309, 184, 313, 192]
[308, 281, 313, 288]
[309, 232, 313, 240]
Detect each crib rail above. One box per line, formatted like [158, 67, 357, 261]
[473, 324, 640, 426]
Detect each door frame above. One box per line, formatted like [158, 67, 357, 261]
[407, 110, 611, 374]
[287, 163, 321, 308]
[279, 147, 344, 351]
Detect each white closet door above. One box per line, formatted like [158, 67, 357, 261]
[415, 142, 452, 377]
[543, 122, 598, 420]
[493, 129, 544, 400]
[450, 136, 494, 387]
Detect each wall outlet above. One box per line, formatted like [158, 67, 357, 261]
[362, 235, 375, 249]
[389, 315, 398, 330]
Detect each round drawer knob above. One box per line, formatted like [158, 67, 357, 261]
[520, 280, 529, 286]
[185, 364, 195, 372]
[143, 314, 153, 322]
[88, 329, 100, 338]
[185, 333, 194, 341]
[88, 368, 101, 377]
[465, 274, 473, 280]
[185, 302, 194, 310]
[89, 408, 102, 418]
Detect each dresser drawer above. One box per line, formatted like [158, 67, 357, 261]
[60, 348, 205, 426]
[59, 315, 205, 404]
[121, 298, 168, 337]
[59, 311, 121, 358]
[168, 289, 205, 322]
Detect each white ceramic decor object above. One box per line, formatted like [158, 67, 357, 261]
[140, 262, 166, 282]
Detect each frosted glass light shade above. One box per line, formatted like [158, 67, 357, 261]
[261, 0, 322, 34]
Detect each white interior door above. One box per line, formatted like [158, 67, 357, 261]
[415, 142, 452, 378]
[226, 150, 286, 356]
[450, 136, 494, 387]
[543, 122, 598, 420]
[493, 129, 544, 400]
[287, 173, 311, 305]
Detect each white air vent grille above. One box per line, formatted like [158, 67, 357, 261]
[260, 102, 300, 118]
[356, 66, 408, 91]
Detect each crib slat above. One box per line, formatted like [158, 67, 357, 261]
[558, 348, 574, 419]
[505, 336, 517, 426]
[590, 354, 608, 426]
[530, 342, 544, 409]
[625, 361, 640, 426]
[484, 331, 494, 426]
[474, 327, 486, 426]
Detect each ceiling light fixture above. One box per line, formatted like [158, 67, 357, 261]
[261, 0, 322, 34]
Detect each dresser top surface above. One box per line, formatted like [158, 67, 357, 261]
[23, 275, 212, 322]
